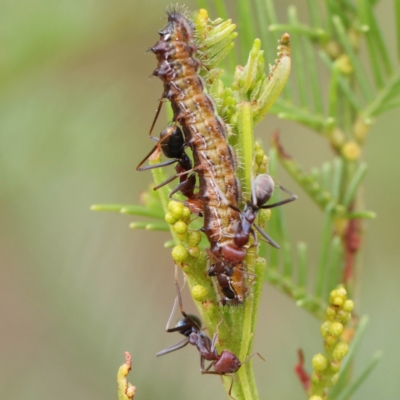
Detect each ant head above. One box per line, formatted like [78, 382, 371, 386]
[213, 350, 241, 374]
[253, 174, 274, 208]
[176, 314, 202, 336]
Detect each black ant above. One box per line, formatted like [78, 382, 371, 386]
[157, 280, 264, 398]
[136, 124, 202, 213]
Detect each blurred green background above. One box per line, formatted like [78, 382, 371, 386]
[1, 0, 399, 399]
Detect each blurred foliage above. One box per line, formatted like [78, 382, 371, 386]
[2, 1, 400, 400]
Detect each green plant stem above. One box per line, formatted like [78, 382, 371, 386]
[150, 155, 223, 335]
[237, 102, 254, 195]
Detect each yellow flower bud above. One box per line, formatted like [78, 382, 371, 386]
[332, 342, 349, 361]
[192, 285, 208, 301]
[174, 221, 188, 235]
[171, 245, 189, 262]
[341, 141, 361, 161]
[312, 353, 328, 372]
[165, 212, 177, 225]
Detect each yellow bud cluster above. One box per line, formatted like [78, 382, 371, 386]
[166, 200, 202, 263]
[254, 142, 268, 174]
[310, 286, 354, 399]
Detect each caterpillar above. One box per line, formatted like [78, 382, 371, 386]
[147, 7, 250, 304]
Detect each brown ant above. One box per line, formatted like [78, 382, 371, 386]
[213, 173, 297, 275]
[157, 280, 264, 398]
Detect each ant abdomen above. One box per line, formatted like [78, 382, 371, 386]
[253, 174, 275, 207]
[159, 126, 185, 158]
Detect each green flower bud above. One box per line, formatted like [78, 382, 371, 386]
[182, 206, 191, 219]
[328, 373, 339, 387]
[165, 212, 177, 225]
[329, 322, 344, 337]
[192, 285, 208, 301]
[332, 342, 349, 361]
[259, 209, 272, 224]
[329, 289, 338, 302]
[325, 334, 337, 347]
[320, 321, 331, 338]
[189, 246, 200, 258]
[168, 200, 184, 219]
[343, 299, 354, 312]
[312, 353, 328, 372]
[310, 371, 321, 384]
[342, 141, 361, 161]
[326, 306, 337, 319]
[336, 287, 347, 298]
[337, 310, 351, 324]
[330, 360, 341, 373]
[187, 231, 202, 247]
[174, 221, 188, 235]
[333, 297, 344, 307]
[255, 150, 265, 165]
[171, 245, 189, 262]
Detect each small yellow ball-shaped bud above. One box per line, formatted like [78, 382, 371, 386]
[192, 285, 208, 301]
[329, 373, 339, 387]
[330, 360, 341, 373]
[332, 342, 349, 361]
[336, 54, 353, 75]
[343, 299, 354, 312]
[329, 127, 346, 149]
[336, 286, 347, 298]
[310, 371, 321, 384]
[320, 321, 331, 338]
[325, 334, 337, 347]
[165, 212, 177, 225]
[259, 208, 272, 224]
[341, 141, 361, 161]
[312, 353, 328, 372]
[329, 289, 338, 301]
[168, 200, 184, 219]
[353, 116, 371, 144]
[174, 221, 188, 235]
[188, 246, 200, 258]
[324, 39, 342, 59]
[336, 310, 350, 324]
[326, 306, 337, 318]
[255, 149, 265, 165]
[182, 206, 191, 219]
[171, 245, 189, 262]
[187, 231, 202, 247]
[333, 297, 344, 307]
[329, 322, 344, 337]
[309, 396, 324, 400]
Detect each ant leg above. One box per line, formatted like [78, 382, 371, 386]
[214, 183, 242, 213]
[156, 337, 190, 356]
[239, 351, 266, 365]
[173, 269, 202, 331]
[253, 224, 280, 249]
[261, 183, 297, 209]
[137, 157, 178, 172]
[148, 98, 164, 139]
[228, 374, 236, 400]
[153, 167, 197, 191]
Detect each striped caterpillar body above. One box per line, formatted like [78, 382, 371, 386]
[150, 9, 249, 304]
